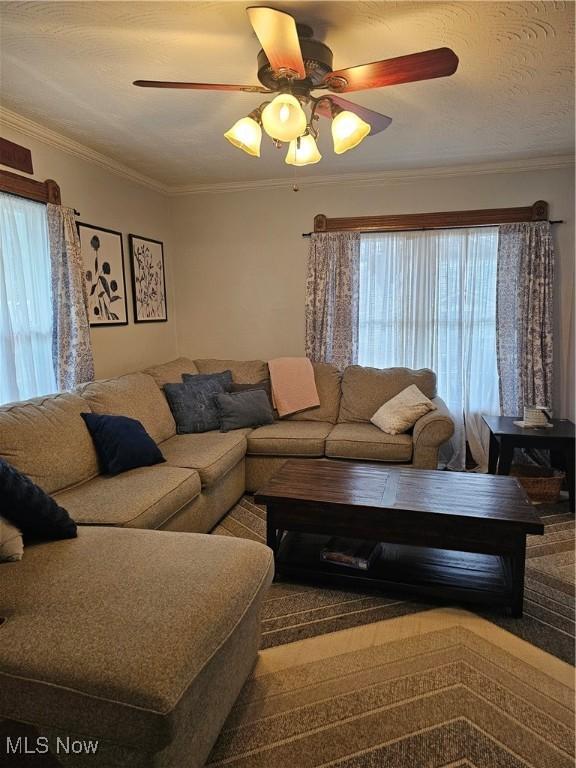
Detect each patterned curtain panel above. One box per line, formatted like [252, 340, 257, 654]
[496, 221, 554, 415]
[305, 232, 360, 369]
[47, 204, 95, 389]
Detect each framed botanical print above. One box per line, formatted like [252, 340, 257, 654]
[128, 234, 168, 322]
[77, 223, 128, 326]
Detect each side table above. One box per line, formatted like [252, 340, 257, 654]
[482, 415, 575, 512]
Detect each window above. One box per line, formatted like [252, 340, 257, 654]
[358, 227, 500, 469]
[0, 192, 56, 404]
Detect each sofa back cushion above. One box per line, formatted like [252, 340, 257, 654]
[143, 357, 199, 388]
[195, 358, 268, 385]
[284, 362, 342, 424]
[0, 393, 99, 494]
[338, 366, 437, 423]
[79, 372, 176, 442]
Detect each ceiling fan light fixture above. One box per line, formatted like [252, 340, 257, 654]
[331, 109, 371, 154]
[261, 93, 307, 142]
[224, 116, 262, 157]
[285, 133, 322, 166]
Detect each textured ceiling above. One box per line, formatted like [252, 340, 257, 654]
[0, 1, 574, 187]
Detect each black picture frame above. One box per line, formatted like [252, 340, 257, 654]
[77, 222, 129, 327]
[128, 234, 168, 323]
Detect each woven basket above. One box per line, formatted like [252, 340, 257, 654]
[510, 464, 565, 503]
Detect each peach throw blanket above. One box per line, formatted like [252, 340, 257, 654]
[268, 357, 320, 417]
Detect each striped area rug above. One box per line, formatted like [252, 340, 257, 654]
[213, 496, 575, 663]
[207, 609, 574, 767]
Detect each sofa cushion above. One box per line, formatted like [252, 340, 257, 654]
[339, 366, 437, 423]
[0, 526, 274, 751]
[284, 362, 342, 424]
[160, 430, 249, 487]
[54, 466, 200, 529]
[195, 358, 268, 385]
[143, 357, 199, 387]
[326, 423, 413, 462]
[79, 372, 176, 442]
[0, 393, 99, 494]
[247, 421, 332, 457]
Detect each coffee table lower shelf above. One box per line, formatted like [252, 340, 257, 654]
[274, 531, 517, 614]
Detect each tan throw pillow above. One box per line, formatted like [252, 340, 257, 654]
[370, 385, 437, 435]
[0, 516, 24, 562]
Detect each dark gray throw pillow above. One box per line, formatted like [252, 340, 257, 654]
[182, 370, 233, 391]
[231, 379, 273, 405]
[164, 378, 227, 433]
[214, 390, 275, 432]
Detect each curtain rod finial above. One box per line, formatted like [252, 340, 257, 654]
[314, 214, 327, 232]
[531, 201, 548, 220]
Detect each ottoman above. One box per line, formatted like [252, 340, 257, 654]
[0, 526, 274, 767]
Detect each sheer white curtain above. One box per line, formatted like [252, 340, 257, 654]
[0, 192, 56, 404]
[358, 227, 500, 471]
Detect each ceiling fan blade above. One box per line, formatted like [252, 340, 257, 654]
[324, 48, 459, 92]
[133, 80, 270, 93]
[315, 97, 392, 135]
[246, 6, 306, 79]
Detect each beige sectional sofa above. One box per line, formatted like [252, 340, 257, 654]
[0, 355, 453, 768]
[0, 354, 454, 536]
[188, 357, 454, 497]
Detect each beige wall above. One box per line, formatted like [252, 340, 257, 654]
[2, 126, 573, 418]
[171, 165, 575, 418]
[1, 125, 178, 379]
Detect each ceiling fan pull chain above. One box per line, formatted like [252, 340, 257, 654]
[291, 138, 300, 192]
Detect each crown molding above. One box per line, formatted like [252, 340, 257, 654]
[1, 107, 573, 197]
[0, 107, 170, 195]
[169, 154, 575, 195]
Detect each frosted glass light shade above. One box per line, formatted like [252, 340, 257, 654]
[331, 110, 371, 154]
[261, 93, 307, 142]
[285, 134, 322, 166]
[224, 117, 262, 157]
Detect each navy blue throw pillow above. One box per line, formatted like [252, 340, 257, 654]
[164, 377, 226, 433]
[0, 459, 77, 541]
[81, 413, 165, 476]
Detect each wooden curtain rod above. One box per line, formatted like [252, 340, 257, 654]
[302, 201, 562, 237]
[301, 220, 564, 237]
[0, 169, 61, 205]
[0, 169, 82, 214]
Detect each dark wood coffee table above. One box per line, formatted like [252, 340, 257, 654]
[255, 459, 544, 617]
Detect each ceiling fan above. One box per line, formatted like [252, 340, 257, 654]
[134, 6, 459, 167]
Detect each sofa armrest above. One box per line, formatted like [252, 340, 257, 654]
[412, 397, 455, 469]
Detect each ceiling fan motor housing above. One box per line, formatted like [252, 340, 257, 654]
[257, 36, 334, 93]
